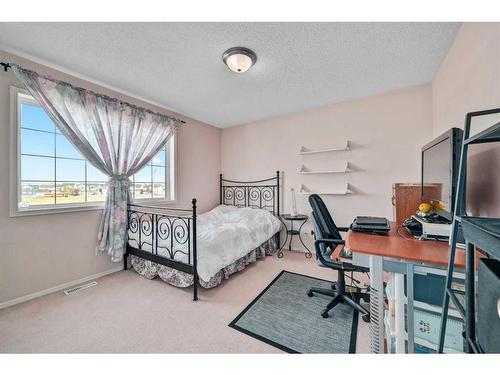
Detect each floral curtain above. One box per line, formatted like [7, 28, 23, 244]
[12, 65, 180, 262]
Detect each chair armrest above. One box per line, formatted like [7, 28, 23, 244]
[314, 238, 345, 268]
[315, 238, 369, 273]
[315, 238, 345, 246]
[337, 226, 350, 232]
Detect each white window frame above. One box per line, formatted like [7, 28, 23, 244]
[9, 86, 177, 217]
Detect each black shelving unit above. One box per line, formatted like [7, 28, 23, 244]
[438, 108, 500, 353]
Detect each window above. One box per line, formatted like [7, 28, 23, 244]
[10, 87, 176, 215]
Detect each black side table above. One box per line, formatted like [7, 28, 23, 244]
[278, 214, 312, 259]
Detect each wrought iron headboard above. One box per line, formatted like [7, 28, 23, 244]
[219, 171, 280, 216]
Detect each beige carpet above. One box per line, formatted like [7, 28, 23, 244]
[0, 251, 370, 353]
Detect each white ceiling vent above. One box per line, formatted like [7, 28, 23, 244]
[64, 281, 98, 295]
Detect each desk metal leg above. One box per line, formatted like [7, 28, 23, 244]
[394, 273, 405, 353]
[369, 255, 385, 353]
[406, 263, 415, 353]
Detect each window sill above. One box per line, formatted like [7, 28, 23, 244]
[10, 203, 105, 217]
[9, 198, 177, 217]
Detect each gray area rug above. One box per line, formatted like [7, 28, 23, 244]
[229, 270, 358, 353]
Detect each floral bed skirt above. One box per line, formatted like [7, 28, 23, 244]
[130, 237, 277, 288]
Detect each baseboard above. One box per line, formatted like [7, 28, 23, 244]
[0, 266, 123, 310]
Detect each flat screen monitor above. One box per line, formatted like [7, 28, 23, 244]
[421, 128, 463, 221]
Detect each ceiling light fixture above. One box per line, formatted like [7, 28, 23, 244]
[222, 47, 257, 73]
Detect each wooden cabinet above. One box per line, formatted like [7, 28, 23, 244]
[392, 183, 421, 224]
[392, 183, 442, 223]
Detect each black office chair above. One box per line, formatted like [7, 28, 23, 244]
[308, 194, 371, 322]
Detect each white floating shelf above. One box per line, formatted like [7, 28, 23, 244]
[298, 141, 349, 155]
[297, 183, 351, 195]
[299, 162, 349, 174]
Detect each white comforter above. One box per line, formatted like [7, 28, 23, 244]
[195, 205, 281, 282]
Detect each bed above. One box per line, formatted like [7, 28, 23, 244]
[124, 172, 282, 301]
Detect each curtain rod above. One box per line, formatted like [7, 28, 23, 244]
[0, 61, 186, 124]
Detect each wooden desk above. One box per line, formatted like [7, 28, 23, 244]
[346, 222, 467, 268]
[345, 222, 473, 354]
[346, 222, 483, 268]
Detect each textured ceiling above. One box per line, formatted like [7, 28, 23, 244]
[0, 23, 460, 128]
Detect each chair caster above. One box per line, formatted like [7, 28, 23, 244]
[307, 290, 314, 297]
[321, 310, 329, 318]
[362, 313, 370, 323]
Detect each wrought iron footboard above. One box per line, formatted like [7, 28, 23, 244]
[124, 199, 198, 301]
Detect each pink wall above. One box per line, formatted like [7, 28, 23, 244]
[221, 84, 433, 249]
[432, 23, 500, 134]
[175, 120, 221, 213]
[432, 23, 500, 217]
